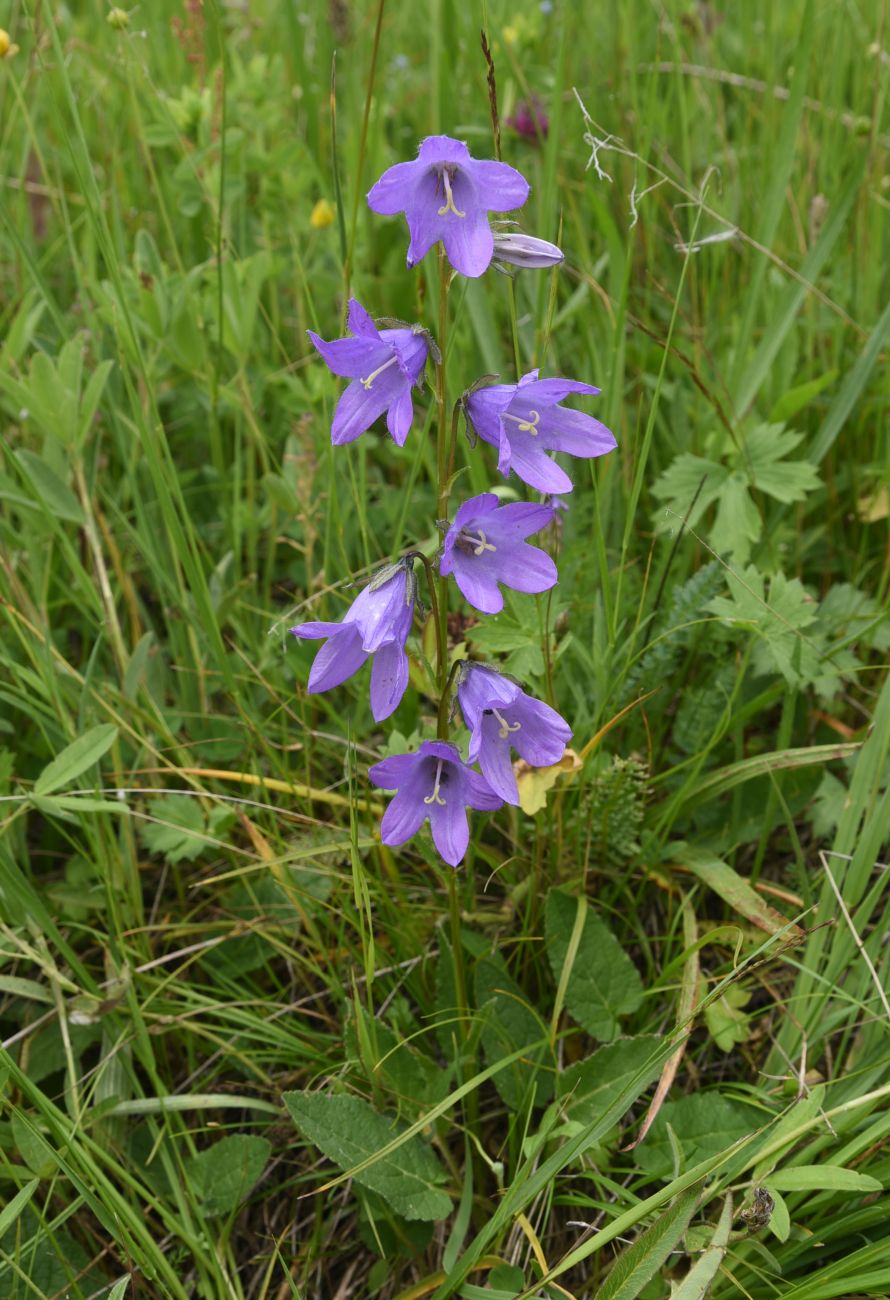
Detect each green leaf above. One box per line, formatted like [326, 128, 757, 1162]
[710, 471, 761, 561]
[708, 565, 822, 686]
[0, 1178, 38, 1237]
[744, 423, 821, 504]
[669, 1194, 734, 1299]
[186, 1134, 271, 1216]
[597, 1185, 700, 1300]
[284, 1091, 451, 1221]
[14, 450, 85, 523]
[32, 724, 118, 796]
[675, 845, 802, 938]
[138, 796, 234, 864]
[766, 1165, 882, 1194]
[633, 1093, 761, 1179]
[546, 889, 644, 1040]
[475, 955, 555, 1110]
[768, 369, 838, 423]
[650, 453, 727, 531]
[557, 1036, 663, 1130]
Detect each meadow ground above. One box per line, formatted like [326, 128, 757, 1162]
[1, 1, 889, 1297]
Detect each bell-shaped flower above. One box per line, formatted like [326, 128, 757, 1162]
[308, 298, 431, 447]
[457, 664, 572, 805]
[291, 559, 416, 721]
[368, 740, 502, 867]
[440, 492, 557, 615]
[367, 135, 530, 278]
[465, 368, 616, 494]
[491, 230, 564, 270]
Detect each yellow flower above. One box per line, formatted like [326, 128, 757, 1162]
[0, 28, 21, 58]
[310, 198, 336, 230]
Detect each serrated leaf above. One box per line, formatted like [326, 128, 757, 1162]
[283, 1091, 451, 1221]
[710, 472, 761, 560]
[32, 724, 118, 796]
[558, 1036, 663, 1130]
[186, 1135, 270, 1216]
[633, 1093, 761, 1178]
[546, 889, 644, 1040]
[475, 956, 555, 1110]
[651, 454, 727, 531]
[708, 565, 822, 686]
[138, 796, 233, 864]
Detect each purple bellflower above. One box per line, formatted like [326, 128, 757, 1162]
[367, 135, 530, 278]
[457, 664, 572, 805]
[291, 559, 416, 721]
[368, 739, 503, 867]
[440, 492, 557, 615]
[465, 368, 617, 495]
[308, 298, 430, 447]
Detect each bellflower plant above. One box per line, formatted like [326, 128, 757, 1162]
[293, 113, 617, 872]
[367, 135, 530, 277]
[466, 369, 617, 494]
[292, 559, 416, 722]
[308, 298, 432, 446]
[369, 741, 503, 867]
[458, 664, 572, 804]
[440, 493, 557, 614]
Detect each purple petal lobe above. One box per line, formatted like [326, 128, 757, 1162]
[370, 641, 409, 721]
[464, 158, 530, 211]
[451, 552, 504, 614]
[495, 542, 558, 594]
[428, 799, 470, 867]
[306, 626, 368, 693]
[442, 211, 495, 278]
[476, 719, 520, 805]
[367, 159, 422, 215]
[291, 620, 347, 640]
[308, 331, 384, 379]
[368, 752, 422, 788]
[502, 433, 574, 494]
[386, 388, 414, 446]
[543, 406, 618, 457]
[463, 767, 506, 811]
[380, 787, 428, 846]
[346, 298, 381, 339]
[417, 135, 472, 166]
[509, 695, 572, 766]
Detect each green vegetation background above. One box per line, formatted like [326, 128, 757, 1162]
[0, 1, 888, 1297]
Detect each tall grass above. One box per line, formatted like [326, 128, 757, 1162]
[1, 2, 888, 1297]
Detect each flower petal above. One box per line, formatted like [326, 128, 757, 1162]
[305, 626, 368, 693]
[346, 298, 381, 339]
[465, 158, 530, 212]
[368, 752, 421, 788]
[454, 492, 499, 528]
[493, 541, 557, 595]
[509, 695, 572, 766]
[516, 378, 600, 406]
[417, 135, 472, 166]
[488, 500, 554, 540]
[476, 720, 520, 805]
[428, 798, 470, 867]
[502, 432, 574, 494]
[406, 171, 447, 266]
[291, 620, 347, 640]
[330, 368, 406, 446]
[450, 551, 504, 614]
[543, 406, 617, 458]
[458, 665, 521, 732]
[380, 786, 428, 847]
[441, 209, 495, 278]
[370, 641, 409, 721]
[466, 383, 516, 447]
[367, 159, 423, 215]
[464, 765, 506, 811]
[386, 388, 414, 446]
[308, 331, 385, 379]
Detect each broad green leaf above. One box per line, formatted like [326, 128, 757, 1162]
[744, 423, 821, 503]
[138, 796, 234, 864]
[32, 724, 118, 796]
[710, 471, 761, 561]
[186, 1135, 271, 1216]
[14, 450, 85, 523]
[597, 1185, 701, 1300]
[284, 1091, 452, 1221]
[546, 889, 644, 1040]
[675, 845, 803, 938]
[475, 956, 555, 1110]
[766, 1165, 882, 1194]
[557, 1036, 663, 1130]
[708, 565, 822, 686]
[768, 369, 838, 423]
[633, 1093, 761, 1179]
[107, 1279, 131, 1300]
[768, 1188, 790, 1242]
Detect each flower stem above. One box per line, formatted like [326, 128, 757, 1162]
[434, 247, 452, 727]
[446, 867, 469, 1043]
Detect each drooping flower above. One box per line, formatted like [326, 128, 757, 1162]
[465, 369, 616, 495]
[457, 664, 572, 805]
[507, 97, 548, 142]
[307, 298, 431, 447]
[367, 135, 530, 278]
[440, 492, 557, 614]
[491, 230, 564, 271]
[291, 559, 416, 721]
[368, 740, 502, 866]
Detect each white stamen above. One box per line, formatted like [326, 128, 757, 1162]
[437, 169, 466, 218]
[360, 354, 399, 389]
[491, 708, 521, 740]
[423, 760, 447, 806]
[461, 528, 496, 555]
[503, 408, 541, 436]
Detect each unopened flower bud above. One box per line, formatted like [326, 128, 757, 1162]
[0, 28, 20, 58]
[492, 231, 564, 270]
[107, 7, 130, 29]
